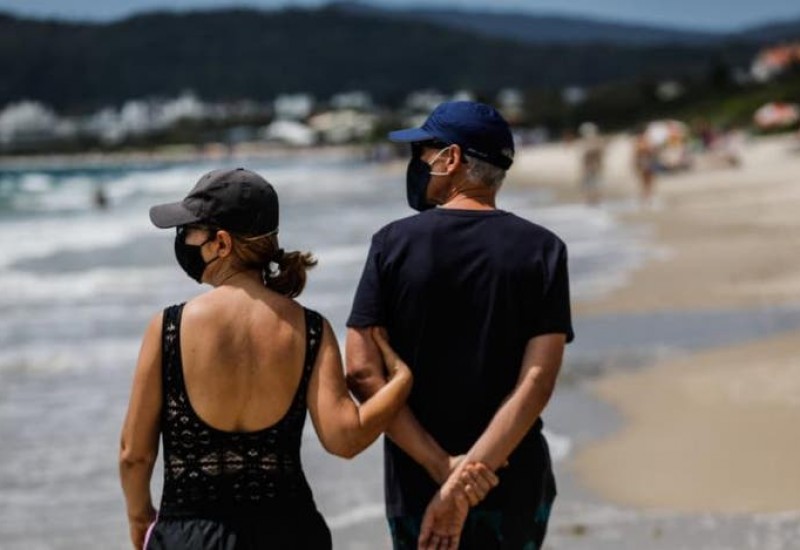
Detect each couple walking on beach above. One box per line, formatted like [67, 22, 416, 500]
[119, 101, 574, 550]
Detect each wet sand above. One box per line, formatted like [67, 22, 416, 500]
[574, 329, 800, 513]
[508, 132, 800, 542]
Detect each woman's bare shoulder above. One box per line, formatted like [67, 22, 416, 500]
[180, 292, 222, 323]
[182, 286, 309, 330]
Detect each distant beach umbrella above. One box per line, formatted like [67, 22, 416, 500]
[643, 119, 692, 171]
[644, 119, 688, 148]
[753, 102, 800, 130]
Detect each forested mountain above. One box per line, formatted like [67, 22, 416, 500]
[0, 7, 767, 112]
[331, 2, 800, 46]
[736, 19, 800, 43]
[329, 2, 723, 45]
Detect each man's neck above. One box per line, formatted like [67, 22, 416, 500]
[440, 192, 496, 211]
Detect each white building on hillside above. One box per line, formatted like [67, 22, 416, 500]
[0, 101, 59, 144]
[274, 94, 315, 120]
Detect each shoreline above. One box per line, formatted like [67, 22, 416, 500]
[0, 142, 374, 171]
[509, 133, 800, 517]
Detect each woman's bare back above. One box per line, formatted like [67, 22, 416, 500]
[179, 283, 307, 433]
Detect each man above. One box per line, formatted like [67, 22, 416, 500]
[346, 101, 573, 549]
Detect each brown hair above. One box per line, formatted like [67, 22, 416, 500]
[230, 232, 317, 298]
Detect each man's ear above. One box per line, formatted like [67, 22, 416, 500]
[448, 144, 465, 173]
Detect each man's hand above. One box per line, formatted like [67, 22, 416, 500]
[456, 462, 499, 507]
[418, 482, 470, 550]
[418, 462, 498, 549]
[432, 454, 507, 486]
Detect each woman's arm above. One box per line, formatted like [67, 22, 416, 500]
[119, 313, 163, 549]
[307, 320, 412, 459]
[346, 327, 454, 482]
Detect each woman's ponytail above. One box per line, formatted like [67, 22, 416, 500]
[264, 248, 317, 298]
[231, 233, 317, 298]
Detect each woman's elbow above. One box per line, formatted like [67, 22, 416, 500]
[320, 429, 370, 460]
[321, 439, 358, 460]
[345, 368, 380, 402]
[119, 438, 157, 470]
[333, 445, 361, 460]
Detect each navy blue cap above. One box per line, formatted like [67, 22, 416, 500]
[388, 101, 515, 169]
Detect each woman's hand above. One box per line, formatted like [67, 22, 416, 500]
[128, 506, 156, 549]
[371, 327, 411, 382]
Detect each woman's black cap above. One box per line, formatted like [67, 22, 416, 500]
[149, 168, 279, 235]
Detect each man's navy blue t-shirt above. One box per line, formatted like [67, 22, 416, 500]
[347, 208, 574, 518]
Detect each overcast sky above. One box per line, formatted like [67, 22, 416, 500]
[0, 0, 797, 30]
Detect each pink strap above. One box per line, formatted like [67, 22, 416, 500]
[142, 514, 158, 550]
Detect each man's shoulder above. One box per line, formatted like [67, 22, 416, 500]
[502, 212, 567, 249]
[373, 210, 566, 251]
[372, 211, 433, 241]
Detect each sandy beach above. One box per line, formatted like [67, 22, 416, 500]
[514, 133, 800, 314]
[575, 329, 800, 513]
[509, 132, 800, 525]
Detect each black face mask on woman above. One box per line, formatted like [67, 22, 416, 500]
[174, 226, 220, 283]
[405, 146, 450, 212]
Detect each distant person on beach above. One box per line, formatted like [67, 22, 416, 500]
[93, 185, 109, 209]
[346, 102, 573, 549]
[578, 122, 605, 205]
[633, 131, 657, 206]
[712, 125, 744, 168]
[119, 168, 494, 549]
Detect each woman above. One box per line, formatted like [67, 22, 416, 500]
[118, 168, 415, 549]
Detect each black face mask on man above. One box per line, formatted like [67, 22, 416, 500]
[174, 226, 220, 283]
[405, 146, 450, 212]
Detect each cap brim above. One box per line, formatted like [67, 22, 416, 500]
[387, 128, 434, 143]
[149, 202, 201, 228]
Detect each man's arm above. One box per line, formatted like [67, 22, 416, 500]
[345, 327, 453, 483]
[418, 332, 566, 549]
[464, 332, 565, 470]
[306, 322, 412, 460]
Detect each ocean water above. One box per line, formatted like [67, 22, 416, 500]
[0, 154, 648, 549]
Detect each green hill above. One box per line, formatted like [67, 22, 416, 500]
[0, 8, 768, 111]
[0, 7, 758, 112]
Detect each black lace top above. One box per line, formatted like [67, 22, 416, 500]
[158, 303, 323, 519]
